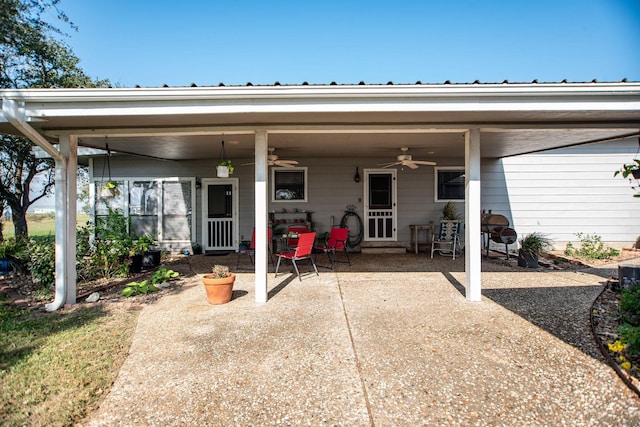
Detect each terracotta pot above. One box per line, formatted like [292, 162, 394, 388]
[202, 273, 236, 304]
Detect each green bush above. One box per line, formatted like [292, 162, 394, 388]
[150, 266, 179, 285]
[0, 237, 30, 273]
[80, 208, 132, 280]
[121, 280, 158, 297]
[27, 237, 56, 289]
[618, 280, 640, 355]
[619, 324, 640, 356]
[564, 233, 620, 260]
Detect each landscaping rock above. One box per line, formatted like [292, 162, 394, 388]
[86, 292, 100, 303]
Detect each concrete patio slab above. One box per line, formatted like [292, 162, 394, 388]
[85, 254, 640, 426]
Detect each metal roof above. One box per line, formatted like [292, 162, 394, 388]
[1, 81, 639, 161]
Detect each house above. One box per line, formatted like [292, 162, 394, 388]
[1, 81, 639, 311]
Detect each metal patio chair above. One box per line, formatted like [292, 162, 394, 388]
[314, 227, 351, 270]
[430, 220, 462, 260]
[236, 228, 274, 269]
[286, 225, 309, 249]
[274, 232, 319, 281]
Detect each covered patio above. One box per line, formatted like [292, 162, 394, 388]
[1, 82, 639, 310]
[83, 252, 640, 425]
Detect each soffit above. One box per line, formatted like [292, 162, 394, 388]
[1, 83, 639, 160]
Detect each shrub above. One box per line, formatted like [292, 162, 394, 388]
[150, 266, 179, 285]
[519, 232, 553, 256]
[0, 237, 30, 274]
[27, 237, 56, 289]
[121, 280, 158, 297]
[619, 324, 640, 356]
[79, 208, 132, 280]
[618, 280, 640, 355]
[564, 233, 619, 260]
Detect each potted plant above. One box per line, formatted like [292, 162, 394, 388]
[518, 232, 553, 268]
[441, 201, 460, 220]
[101, 180, 121, 199]
[202, 265, 236, 304]
[216, 160, 234, 178]
[191, 241, 202, 255]
[137, 235, 161, 267]
[614, 159, 640, 197]
[615, 159, 640, 180]
[129, 235, 154, 273]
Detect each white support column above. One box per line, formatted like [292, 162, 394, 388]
[63, 136, 78, 304]
[46, 135, 78, 310]
[254, 130, 269, 303]
[464, 129, 482, 302]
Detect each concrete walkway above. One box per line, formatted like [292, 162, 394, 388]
[86, 254, 640, 426]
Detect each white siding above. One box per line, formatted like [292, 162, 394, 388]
[96, 156, 457, 247]
[94, 137, 639, 251]
[481, 137, 640, 248]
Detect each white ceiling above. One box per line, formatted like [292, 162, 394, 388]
[73, 129, 637, 162]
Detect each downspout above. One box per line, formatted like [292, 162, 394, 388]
[2, 98, 68, 311]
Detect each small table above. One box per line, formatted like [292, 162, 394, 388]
[410, 224, 435, 254]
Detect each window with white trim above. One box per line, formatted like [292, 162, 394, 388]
[94, 178, 194, 242]
[435, 167, 465, 201]
[272, 167, 308, 202]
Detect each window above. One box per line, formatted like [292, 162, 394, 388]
[272, 167, 307, 202]
[435, 167, 464, 201]
[129, 181, 159, 238]
[93, 178, 194, 243]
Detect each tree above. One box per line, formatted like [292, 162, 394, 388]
[0, 0, 108, 237]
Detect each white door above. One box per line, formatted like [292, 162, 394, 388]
[364, 169, 397, 241]
[201, 178, 239, 251]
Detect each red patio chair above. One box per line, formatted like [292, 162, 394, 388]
[314, 227, 351, 270]
[236, 228, 274, 269]
[274, 232, 319, 281]
[286, 225, 309, 248]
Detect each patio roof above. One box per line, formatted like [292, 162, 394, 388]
[2, 80, 639, 310]
[1, 81, 639, 161]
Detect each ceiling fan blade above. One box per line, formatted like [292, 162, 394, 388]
[404, 162, 419, 169]
[411, 160, 437, 166]
[274, 160, 298, 168]
[378, 162, 399, 167]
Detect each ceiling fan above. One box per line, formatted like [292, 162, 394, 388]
[378, 147, 436, 169]
[244, 148, 299, 168]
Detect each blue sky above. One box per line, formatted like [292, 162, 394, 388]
[51, 0, 640, 87]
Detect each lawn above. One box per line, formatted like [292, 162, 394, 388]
[0, 300, 138, 426]
[2, 213, 90, 238]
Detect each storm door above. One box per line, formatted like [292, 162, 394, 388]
[364, 169, 397, 241]
[202, 178, 238, 251]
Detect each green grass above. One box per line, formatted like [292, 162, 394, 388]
[2, 213, 90, 238]
[0, 299, 138, 426]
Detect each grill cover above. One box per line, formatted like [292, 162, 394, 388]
[481, 213, 509, 233]
[491, 227, 517, 244]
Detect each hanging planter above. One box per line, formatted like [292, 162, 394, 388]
[101, 180, 120, 199]
[217, 164, 230, 178]
[216, 139, 234, 178]
[100, 142, 120, 199]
